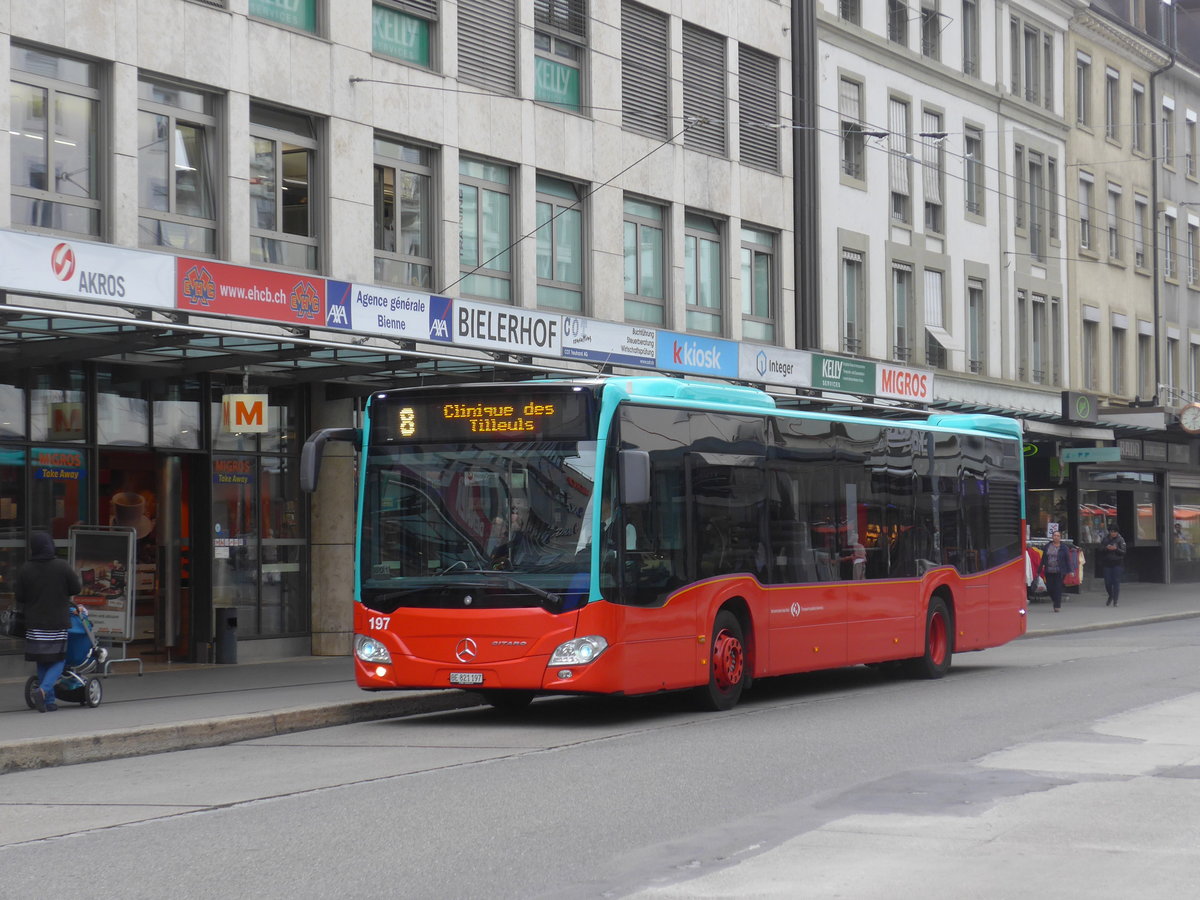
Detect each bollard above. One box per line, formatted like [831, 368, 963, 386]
[214, 607, 238, 664]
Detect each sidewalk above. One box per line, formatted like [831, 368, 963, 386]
[3, 581, 1198, 774]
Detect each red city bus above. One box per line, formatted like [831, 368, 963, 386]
[302, 377, 1027, 710]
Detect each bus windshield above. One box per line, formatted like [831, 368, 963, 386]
[361, 439, 597, 602]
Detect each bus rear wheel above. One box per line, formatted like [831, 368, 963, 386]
[695, 610, 746, 711]
[906, 596, 953, 679]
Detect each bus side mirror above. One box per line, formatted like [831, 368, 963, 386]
[300, 427, 360, 493]
[619, 449, 651, 505]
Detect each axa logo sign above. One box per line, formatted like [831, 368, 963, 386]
[656, 331, 737, 377]
[428, 295, 453, 342]
[325, 281, 352, 329]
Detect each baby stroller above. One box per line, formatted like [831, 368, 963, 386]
[24, 604, 108, 709]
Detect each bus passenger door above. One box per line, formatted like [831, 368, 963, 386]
[763, 463, 848, 675]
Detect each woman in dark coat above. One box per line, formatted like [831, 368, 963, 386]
[1036, 530, 1073, 613]
[15, 532, 82, 712]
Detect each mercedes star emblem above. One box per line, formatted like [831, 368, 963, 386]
[455, 638, 478, 663]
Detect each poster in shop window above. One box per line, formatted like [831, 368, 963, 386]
[69, 525, 136, 642]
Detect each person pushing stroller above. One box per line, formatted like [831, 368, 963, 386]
[15, 532, 82, 712]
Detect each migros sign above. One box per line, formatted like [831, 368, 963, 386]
[221, 394, 269, 434]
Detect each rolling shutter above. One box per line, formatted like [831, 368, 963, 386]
[458, 0, 518, 96]
[682, 23, 727, 156]
[738, 44, 779, 171]
[622, 1, 669, 138]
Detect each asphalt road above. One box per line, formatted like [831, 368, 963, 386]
[2, 619, 1199, 899]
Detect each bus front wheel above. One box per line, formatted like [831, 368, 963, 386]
[695, 610, 746, 711]
[907, 596, 953, 679]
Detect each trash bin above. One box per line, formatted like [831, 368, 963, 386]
[215, 607, 237, 664]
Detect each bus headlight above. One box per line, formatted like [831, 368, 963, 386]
[549, 636, 608, 666]
[354, 634, 392, 664]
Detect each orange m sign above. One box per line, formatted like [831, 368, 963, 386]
[221, 394, 269, 434]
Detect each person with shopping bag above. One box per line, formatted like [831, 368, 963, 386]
[1036, 530, 1072, 613]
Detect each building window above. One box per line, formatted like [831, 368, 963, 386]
[1017, 290, 1028, 380]
[739, 45, 780, 171]
[1078, 175, 1094, 250]
[921, 3, 941, 60]
[892, 262, 913, 362]
[964, 126, 983, 216]
[842, 249, 865, 355]
[840, 78, 865, 180]
[1048, 157, 1059, 240]
[1028, 151, 1044, 260]
[1031, 294, 1047, 384]
[1165, 214, 1178, 280]
[1111, 325, 1126, 396]
[534, 0, 587, 113]
[1189, 223, 1199, 285]
[1050, 296, 1062, 385]
[1134, 195, 1149, 268]
[1076, 52, 1091, 126]
[373, 135, 433, 290]
[922, 110, 944, 234]
[1137, 330, 1153, 400]
[1022, 25, 1041, 103]
[962, 0, 979, 76]
[535, 174, 584, 312]
[740, 226, 775, 343]
[249, 0, 317, 32]
[1167, 336, 1180, 393]
[458, 157, 513, 303]
[621, 1, 669, 139]
[1083, 319, 1099, 391]
[967, 278, 985, 373]
[459, 0, 517, 96]
[889, 97, 911, 224]
[623, 197, 665, 324]
[840, 0, 861, 25]
[1107, 186, 1122, 260]
[249, 104, 318, 271]
[10, 45, 101, 237]
[372, 1, 437, 68]
[1043, 33, 1054, 111]
[1132, 82, 1146, 153]
[888, 0, 909, 46]
[1188, 117, 1198, 177]
[1013, 145, 1026, 229]
[1011, 18, 1051, 107]
[1105, 68, 1120, 141]
[684, 212, 723, 335]
[923, 268, 948, 369]
[1192, 342, 1200, 396]
[137, 77, 218, 255]
[682, 23, 726, 156]
[1163, 102, 1176, 169]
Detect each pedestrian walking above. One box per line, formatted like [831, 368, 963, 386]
[1101, 526, 1127, 607]
[1036, 531, 1072, 612]
[14, 532, 82, 712]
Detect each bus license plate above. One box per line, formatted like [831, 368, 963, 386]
[450, 672, 484, 685]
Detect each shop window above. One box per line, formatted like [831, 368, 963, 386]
[458, 157, 513, 302]
[0, 381, 25, 440]
[374, 136, 434, 290]
[30, 367, 86, 443]
[1172, 489, 1200, 574]
[10, 44, 102, 237]
[212, 454, 260, 634]
[249, 103, 319, 272]
[137, 77, 218, 255]
[97, 367, 149, 447]
[152, 380, 202, 450]
[0, 446, 26, 650]
[372, 1, 436, 69]
[261, 456, 307, 633]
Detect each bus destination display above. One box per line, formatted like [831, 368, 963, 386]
[374, 390, 593, 443]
